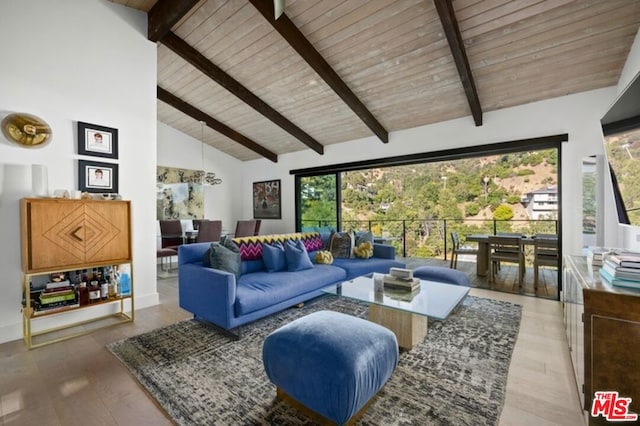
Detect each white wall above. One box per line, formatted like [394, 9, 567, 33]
[239, 87, 617, 256]
[0, 0, 158, 343]
[156, 122, 243, 235]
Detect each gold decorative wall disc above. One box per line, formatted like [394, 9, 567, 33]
[1, 113, 52, 147]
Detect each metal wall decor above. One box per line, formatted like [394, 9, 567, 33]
[1, 113, 52, 147]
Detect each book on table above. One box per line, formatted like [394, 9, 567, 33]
[599, 267, 640, 289]
[601, 260, 640, 281]
[605, 252, 640, 268]
[384, 286, 420, 302]
[383, 275, 420, 291]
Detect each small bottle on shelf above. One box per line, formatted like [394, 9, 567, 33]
[108, 268, 117, 299]
[119, 264, 131, 296]
[100, 278, 108, 301]
[88, 281, 100, 304]
[78, 282, 89, 306]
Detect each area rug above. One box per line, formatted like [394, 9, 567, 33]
[108, 295, 522, 425]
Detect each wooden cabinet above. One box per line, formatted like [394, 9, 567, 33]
[21, 198, 131, 273]
[563, 256, 640, 424]
[20, 198, 134, 348]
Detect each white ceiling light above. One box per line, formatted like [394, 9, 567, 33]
[197, 121, 222, 186]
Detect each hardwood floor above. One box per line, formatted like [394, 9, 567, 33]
[401, 257, 560, 301]
[0, 267, 585, 425]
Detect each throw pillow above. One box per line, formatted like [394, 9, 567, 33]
[284, 239, 314, 272]
[209, 243, 241, 279]
[355, 230, 374, 246]
[314, 250, 334, 264]
[353, 241, 374, 259]
[202, 244, 213, 267]
[220, 234, 240, 253]
[328, 231, 355, 258]
[262, 242, 286, 272]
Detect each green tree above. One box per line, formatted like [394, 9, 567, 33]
[465, 202, 480, 216]
[493, 204, 514, 221]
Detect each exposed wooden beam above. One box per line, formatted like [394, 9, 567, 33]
[434, 0, 483, 126]
[161, 32, 324, 155]
[157, 86, 278, 163]
[148, 0, 200, 42]
[250, 0, 389, 144]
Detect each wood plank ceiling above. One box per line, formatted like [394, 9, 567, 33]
[110, 0, 640, 162]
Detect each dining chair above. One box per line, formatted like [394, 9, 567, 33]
[157, 248, 178, 272]
[234, 219, 257, 238]
[196, 220, 222, 243]
[533, 236, 559, 292]
[450, 231, 478, 269]
[488, 235, 525, 288]
[159, 219, 184, 250]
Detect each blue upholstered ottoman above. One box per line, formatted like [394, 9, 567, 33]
[413, 265, 471, 286]
[263, 310, 398, 425]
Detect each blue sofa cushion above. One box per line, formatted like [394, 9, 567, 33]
[285, 239, 314, 272]
[235, 265, 346, 316]
[413, 266, 471, 286]
[263, 242, 286, 272]
[332, 257, 406, 280]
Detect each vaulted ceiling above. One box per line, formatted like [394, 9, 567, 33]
[111, 0, 640, 162]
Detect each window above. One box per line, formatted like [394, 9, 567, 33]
[603, 125, 640, 225]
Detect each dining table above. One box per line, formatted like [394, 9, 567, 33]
[465, 234, 556, 277]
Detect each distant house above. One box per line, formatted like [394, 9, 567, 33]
[521, 186, 558, 219]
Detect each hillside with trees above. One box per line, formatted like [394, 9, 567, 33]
[301, 149, 558, 257]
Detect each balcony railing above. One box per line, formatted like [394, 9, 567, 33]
[301, 218, 558, 259]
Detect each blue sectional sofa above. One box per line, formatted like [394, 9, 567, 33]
[178, 232, 404, 335]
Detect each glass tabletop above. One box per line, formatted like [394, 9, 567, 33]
[322, 273, 470, 320]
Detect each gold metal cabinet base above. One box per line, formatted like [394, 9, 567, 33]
[23, 299, 134, 349]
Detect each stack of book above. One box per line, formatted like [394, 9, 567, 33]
[586, 246, 611, 267]
[384, 286, 420, 302]
[35, 280, 79, 315]
[383, 274, 420, 292]
[599, 252, 640, 289]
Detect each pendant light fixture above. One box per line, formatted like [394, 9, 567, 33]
[274, 0, 285, 19]
[198, 121, 222, 186]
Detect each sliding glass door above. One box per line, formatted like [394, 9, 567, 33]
[298, 174, 339, 231]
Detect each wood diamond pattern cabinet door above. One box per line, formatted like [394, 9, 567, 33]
[21, 198, 131, 273]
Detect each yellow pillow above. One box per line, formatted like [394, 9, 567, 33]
[314, 250, 334, 264]
[353, 241, 373, 259]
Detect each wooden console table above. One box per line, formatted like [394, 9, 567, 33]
[563, 255, 640, 424]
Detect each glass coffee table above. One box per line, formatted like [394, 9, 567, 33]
[322, 273, 470, 349]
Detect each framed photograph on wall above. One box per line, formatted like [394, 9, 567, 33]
[77, 121, 118, 159]
[253, 179, 281, 219]
[79, 160, 119, 193]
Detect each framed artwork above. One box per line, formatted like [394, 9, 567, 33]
[156, 166, 204, 219]
[253, 179, 281, 219]
[77, 121, 118, 159]
[79, 160, 119, 193]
